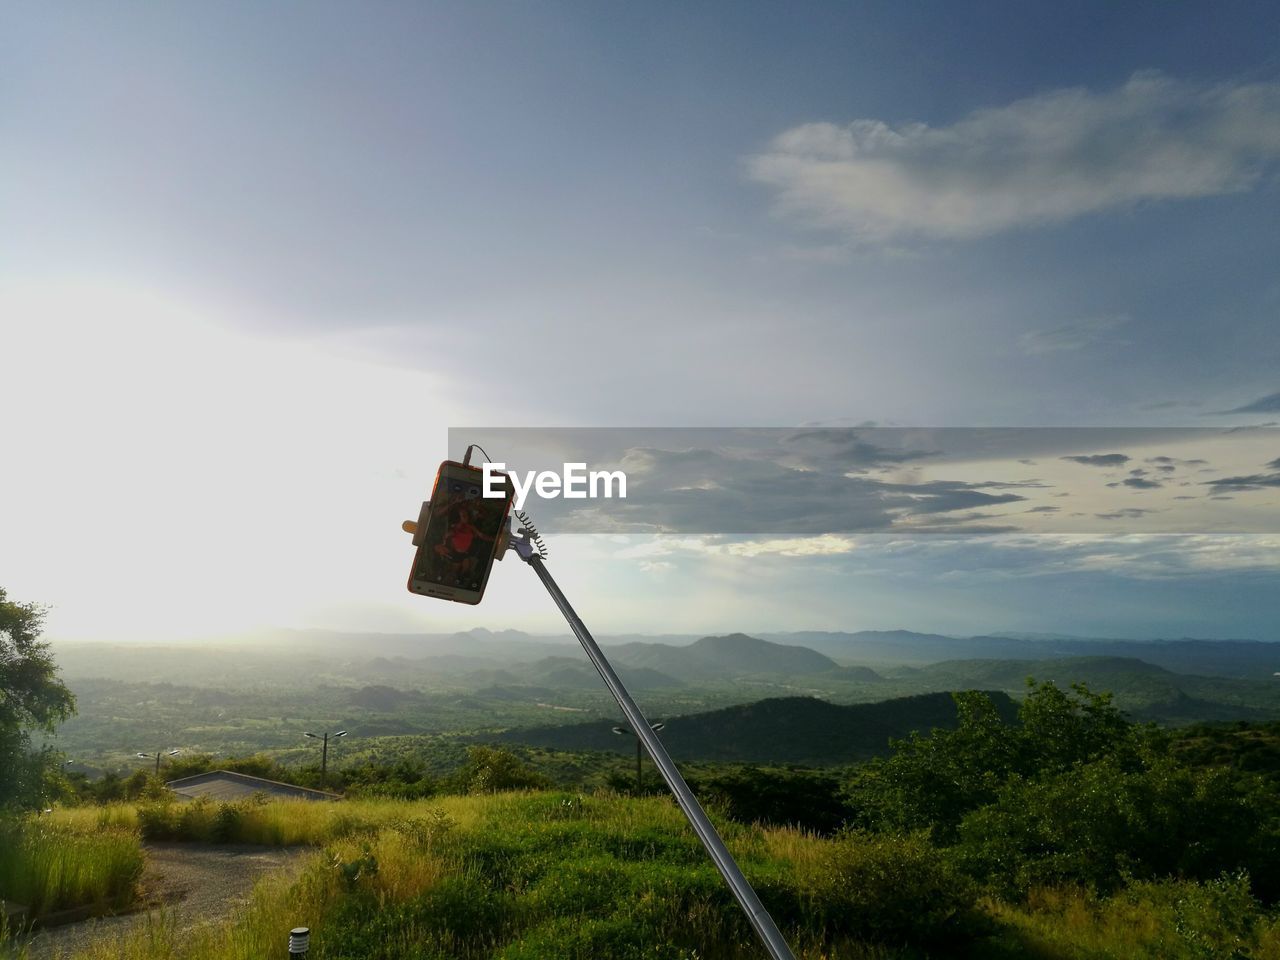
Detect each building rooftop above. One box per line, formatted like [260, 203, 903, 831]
[165, 770, 342, 803]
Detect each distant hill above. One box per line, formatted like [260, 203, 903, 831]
[464, 657, 683, 691]
[828, 665, 886, 683]
[490, 691, 1017, 765]
[761, 631, 1280, 679]
[607, 633, 838, 681]
[347, 685, 423, 711]
[897, 656, 1280, 724]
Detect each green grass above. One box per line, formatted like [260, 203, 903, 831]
[0, 815, 144, 918]
[981, 875, 1280, 960]
[24, 793, 1280, 960]
[39, 792, 973, 958]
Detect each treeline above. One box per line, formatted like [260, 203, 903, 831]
[704, 682, 1280, 902]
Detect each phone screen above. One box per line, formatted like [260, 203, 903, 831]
[409, 463, 512, 603]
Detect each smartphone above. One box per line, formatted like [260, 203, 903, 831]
[407, 460, 514, 604]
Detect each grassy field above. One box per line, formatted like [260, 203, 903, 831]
[0, 816, 143, 919]
[4, 792, 1280, 959]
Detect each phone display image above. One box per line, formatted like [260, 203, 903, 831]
[408, 463, 512, 603]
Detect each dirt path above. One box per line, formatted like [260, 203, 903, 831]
[16, 843, 312, 960]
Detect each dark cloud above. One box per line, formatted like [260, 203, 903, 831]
[1026, 505, 1059, 513]
[1205, 473, 1280, 493]
[1269, 457, 1280, 470]
[1123, 477, 1163, 489]
[1144, 455, 1207, 474]
[556, 447, 1030, 534]
[781, 429, 938, 470]
[1222, 392, 1280, 414]
[1096, 508, 1156, 520]
[1062, 454, 1130, 467]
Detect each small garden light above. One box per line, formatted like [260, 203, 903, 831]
[288, 926, 310, 957]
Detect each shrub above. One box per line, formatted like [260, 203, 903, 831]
[781, 829, 977, 944]
[956, 754, 1280, 899]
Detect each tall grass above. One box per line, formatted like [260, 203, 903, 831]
[0, 817, 144, 917]
[43, 792, 1280, 960]
[45, 792, 974, 959]
[984, 874, 1280, 960]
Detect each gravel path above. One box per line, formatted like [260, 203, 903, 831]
[15, 843, 312, 960]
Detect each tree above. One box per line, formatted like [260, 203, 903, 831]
[955, 753, 1280, 899]
[450, 746, 549, 794]
[1, 587, 76, 809]
[844, 690, 1017, 839]
[844, 681, 1143, 841]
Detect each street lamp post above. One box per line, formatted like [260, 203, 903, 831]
[136, 749, 181, 778]
[612, 721, 665, 793]
[303, 730, 346, 788]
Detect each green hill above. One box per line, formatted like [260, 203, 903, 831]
[490, 691, 1017, 765]
[465, 657, 683, 690]
[607, 633, 839, 680]
[896, 656, 1280, 724]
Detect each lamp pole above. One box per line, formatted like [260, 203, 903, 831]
[304, 730, 346, 788]
[136, 749, 181, 778]
[612, 722, 665, 793]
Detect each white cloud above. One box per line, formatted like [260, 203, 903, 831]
[1019, 314, 1129, 355]
[747, 72, 1280, 240]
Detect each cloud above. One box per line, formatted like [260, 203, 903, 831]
[1096, 508, 1156, 520]
[781, 428, 938, 469]
[747, 72, 1280, 240]
[592, 447, 1029, 534]
[1270, 458, 1280, 470]
[615, 533, 1280, 580]
[1062, 454, 1131, 467]
[1205, 473, 1280, 493]
[1019, 315, 1129, 355]
[1222, 392, 1280, 414]
[1123, 477, 1163, 489]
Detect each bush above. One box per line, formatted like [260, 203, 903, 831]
[955, 753, 1280, 899]
[451, 747, 551, 794]
[781, 829, 977, 944]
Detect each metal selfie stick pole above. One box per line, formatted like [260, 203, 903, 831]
[506, 528, 797, 960]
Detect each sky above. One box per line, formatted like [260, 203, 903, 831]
[2, 1, 1279, 642]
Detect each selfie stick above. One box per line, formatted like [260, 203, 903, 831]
[504, 525, 797, 960]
